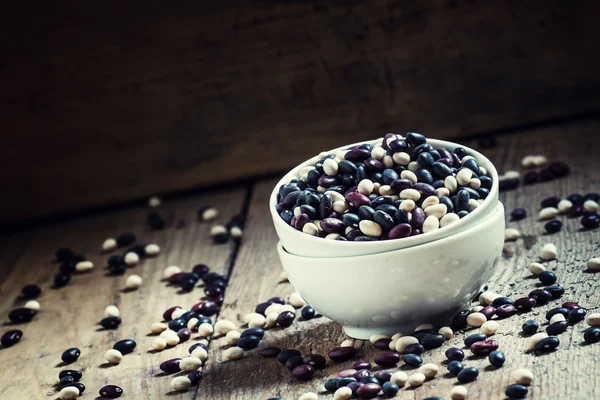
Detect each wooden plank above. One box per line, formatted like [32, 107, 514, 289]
[2, 0, 600, 222]
[199, 119, 600, 399]
[0, 187, 246, 399]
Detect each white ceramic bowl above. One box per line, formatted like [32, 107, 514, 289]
[277, 202, 505, 339]
[270, 138, 499, 258]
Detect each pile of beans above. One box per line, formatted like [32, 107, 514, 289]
[276, 132, 494, 241]
[498, 154, 570, 191]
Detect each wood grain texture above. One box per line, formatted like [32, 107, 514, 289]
[2, 0, 600, 222]
[199, 120, 600, 399]
[0, 188, 246, 399]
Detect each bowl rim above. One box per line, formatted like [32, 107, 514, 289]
[269, 137, 499, 250]
[277, 202, 505, 260]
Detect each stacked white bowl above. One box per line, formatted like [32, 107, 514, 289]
[270, 138, 504, 339]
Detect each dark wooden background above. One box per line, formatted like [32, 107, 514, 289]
[1, 0, 600, 223]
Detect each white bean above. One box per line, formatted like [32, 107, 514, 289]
[511, 368, 534, 385]
[395, 336, 419, 353]
[587, 258, 600, 271]
[102, 238, 117, 252]
[399, 199, 416, 212]
[150, 322, 167, 333]
[145, 243, 160, 256]
[152, 337, 167, 351]
[214, 320, 237, 334]
[438, 326, 453, 339]
[75, 260, 94, 272]
[198, 323, 214, 337]
[333, 386, 353, 400]
[371, 147, 386, 160]
[435, 187, 450, 197]
[440, 213, 460, 227]
[325, 191, 345, 202]
[125, 274, 142, 290]
[480, 320, 499, 335]
[468, 177, 481, 189]
[180, 356, 203, 372]
[59, 386, 80, 399]
[539, 243, 558, 260]
[422, 215, 440, 233]
[289, 292, 307, 308]
[529, 262, 546, 276]
[451, 385, 468, 400]
[265, 312, 279, 328]
[223, 346, 244, 360]
[584, 200, 599, 213]
[444, 175, 458, 194]
[249, 315, 267, 329]
[105, 349, 123, 364]
[379, 185, 394, 196]
[225, 330, 241, 345]
[538, 207, 559, 220]
[191, 347, 208, 361]
[358, 179, 374, 195]
[164, 266, 182, 279]
[323, 158, 338, 176]
[557, 199, 572, 213]
[390, 370, 408, 386]
[528, 332, 548, 350]
[466, 312, 487, 327]
[419, 363, 439, 379]
[369, 333, 390, 344]
[302, 223, 319, 236]
[549, 314, 565, 324]
[408, 372, 425, 387]
[24, 300, 40, 311]
[359, 220, 383, 237]
[172, 308, 187, 320]
[124, 252, 139, 266]
[456, 168, 473, 185]
[424, 204, 447, 219]
[467, 199, 479, 212]
[421, 196, 439, 209]
[407, 161, 419, 172]
[170, 376, 192, 391]
[393, 152, 410, 166]
[415, 323, 434, 331]
[586, 313, 600, 327]
[299, 392, 318, 400]
[504, 228, 521, 241]
[400, 170, 418, 183]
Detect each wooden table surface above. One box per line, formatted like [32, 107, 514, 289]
[1, 118, 599, 400]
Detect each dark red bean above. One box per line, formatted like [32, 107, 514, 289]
[496, 304, 517, 319]
[328, 347, 357, 362]
[1, 330, 23, 347]
[390, 179, 412, 192]
[404, 343, 425, 355]
[292, 364, 315, 381]
[351, 360, 372, 370]
[374, 351, 400, 367]
[356, 383, 382, 399]
[159, 358, 182, 374]
[562, 302, 580, 310]
[345, 192, 371, 208]
[276, 311, 295, 329]
[294, 213, 310, 230]
[192, 264, 209, 277]
[445, 347, 465, 361]
[321, 218, 346, 234]
[373, 338, 391, 350]
[260, 347, 281, 358]
[99, 384, 123, 398]
[514, 297, 536, 312]
[196, 301, 219, 316]
[411, 207, 425, 230]
[480, 305, 497, 319]
[162, 306, 181, 321]
[470, 339, 499, 355]
[581, 214, 600, 229]
[345, 148, 371, 162]
[548, 161, 570, 177]
[54, 273, 72, 288]
[303, 354, 326, 369]
[177, 328, 192, 342]
[337, 369, 358, 378]
[567, 205, 584, 218]
[353, 369, 371, 380]
[388, 223, 412, 239]
[546, 321, 569, 335]
[374, 370, 392, 383]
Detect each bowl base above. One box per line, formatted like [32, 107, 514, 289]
[341, 303, 467, 340]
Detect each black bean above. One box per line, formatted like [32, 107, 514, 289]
[280, 210, 294, 224]
[389, 138, 409, 152]
[546, 321, 568, 335]
[260, 347, 281, 358]
[523, 171, 538, 184]
[8, 308, 36, 323]
[99, 384, 124, 398]
[303, 354, 326, 369]
[439, 196, 454, 213]
[390, 179, 412, 192]
[529, 289, 552, 304]
[101, 316, 122, 330]
[404, 353, 423, 366]
[147, 212, 165, 230]
[159, 358, 182, 374]
[241, 328, 265, 339]
[567, 193, 585, 205]
[584, 327, 600, 343]
[534, 336, 560, 352]
[59, 375, 75, 386]
[585, 192, 600, 202]
[371, 195, 394, 208]
[412, 183, 435, 197]
[541, 196, 561, 209]
[463, 158, 481, 175]
[277, 349, 302, 364]
[329, 346, 356, 362]
[21, 284, 41, 299]
[479, 175, 493, 189]
[382, 169, 399, 184]
[478, 187, 490, 199]
[318, 194, 333, 219]
[431, 162, 453, 179]
[116, 233, 136, 247]
[358, 205, 376, 221]
[447, 360, 464, 376]
[581, 213, 600, 229]
[61, 348, 81, 364]
[58, 370, 82, 382]
[325, 378, 342, 392]
[404, 343, 424, 355]
[238, 335, 261, 350]
[464, 333, 487, 347]
[306, 169, 320, 188]
[545, 285, 565, 299]
[55, 247, 75, 262]
[54, 272, 72, 287]
[499, 178, 520, 191]
[505, 384, 528, 399]
[354, 235, 378, 242]
[522, 320, 539, 335]
[1, 329, 23, 347]
[420, 333, 445, 349]
[59, 261, 76, 274]
[545, 307, 569, 321]
[452, 310, 470, 330]
[113, 339, 136, 355]
[415, 168, 434, 184]
[454, 189, 470, 212]
[491, 297, 514, 308]
[457, 367, 479, 383]
[488, 350, 506, 367]
[376, 204, 397, 217]
[373, 210, 395, 231]
[567, 307, 587, 324]
[445, 347, 464, 361]
[301, 306, 316, 320]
